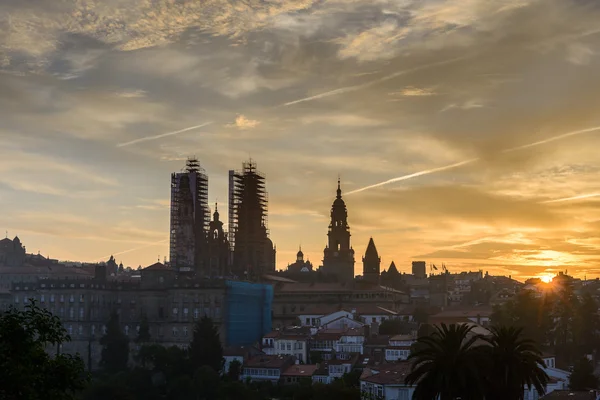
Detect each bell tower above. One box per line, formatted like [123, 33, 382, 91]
[322, 178, 355, 282]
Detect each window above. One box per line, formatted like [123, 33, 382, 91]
[91, 325, 96, 336]
[79, 294, 85, 302]
[79, 308, 84, 319]
[183, 308, 188, 318]
[50, 294, 55, 303]
[125, 325, 130, 335]
[102, 325, 107, 335]
[287, 343, 292, 351]
[172, 327, 178, 337]
[183, 326, 188, 337]
[14, 295, 18, 304]
[376, 386, 383, 398]
[194, 308, 199, 320]
[173, 307, 178, 316]
[60, 307, 64, 316]
[78, 325, 83, 335]
[306, 318, 310, 325]
[69, 295, 74, 303]
[298, 342, 303, 350]
[68, 325, 73, 335]
[215, 307, 220, 318]
[40, 294, 45, 303]
[60, 295, 64, 303]
[69, 308, 74, 318]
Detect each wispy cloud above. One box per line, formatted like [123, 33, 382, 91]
[117, 122, 213, 147]
[226, 115, 260, 129]
[541, 193, 600, 204]
[346, 159, 479, 195]
[347, 125, 600, 196]
[283, 55, 472, 106]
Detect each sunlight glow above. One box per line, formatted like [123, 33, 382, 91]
[539, 274, 554, 284]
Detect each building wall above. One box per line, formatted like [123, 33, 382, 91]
[1, 276, 272, 370]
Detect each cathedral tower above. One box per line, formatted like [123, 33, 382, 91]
[322, 179, 355, 282]
[207, 203, 230, 277]
[362, 237, 381, 284]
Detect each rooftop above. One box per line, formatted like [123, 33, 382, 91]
[360, 362, 413, 385]
[540, 391, 599, 400]
[281, 364, 319, 377]
[244, 355, 294, 369]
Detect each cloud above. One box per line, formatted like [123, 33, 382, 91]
[227, 115, 260, 130]
[117, 122, 213, 147]
[392, 86, 437, 97]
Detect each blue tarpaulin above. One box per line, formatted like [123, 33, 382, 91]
[225, 281, 273, 346]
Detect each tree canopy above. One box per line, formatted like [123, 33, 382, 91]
[100, 311, 130, 373]
[0, 301, 89, 400]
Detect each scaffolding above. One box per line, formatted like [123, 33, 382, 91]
[169, 157, 210, 271]
[227, 159, 272, 277]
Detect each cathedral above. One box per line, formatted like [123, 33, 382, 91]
[320, 179, 355, 282]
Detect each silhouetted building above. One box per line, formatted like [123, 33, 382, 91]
[169, 158, 210, 274]
[228, 160, 276, 279]
[429, 273, 450, 307]
[412, 261, 426, 279]
[0, 236, 26, 267]
[321, 179, 355, 282]
[287, 247, 313, 273]
[362, 238, 381, 284]
[207, 204, 230, 277]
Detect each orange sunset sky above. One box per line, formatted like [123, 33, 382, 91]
[1, 0, 600, 281]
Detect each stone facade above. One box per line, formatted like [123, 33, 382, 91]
[2, 262, 228, 371]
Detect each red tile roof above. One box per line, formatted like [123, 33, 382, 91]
[360, 362, 413, 385]
[281, 365, 319, 377]
[244, 355, 294, 369]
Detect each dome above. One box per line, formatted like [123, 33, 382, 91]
[297, 249, 304, 259]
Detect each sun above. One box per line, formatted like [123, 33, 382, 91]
[539, 274, 554, 284]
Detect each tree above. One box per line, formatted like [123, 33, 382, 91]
[100, 311, 130, 373]
[406, 323, 487, 400]
[484, 326, 549, 400]
[570, 357, 599, 391]
[228, 359, 242, 381]
[188, 316, 223, 372]
[0, 301, 89, 400]
[135, 314, 151, 344]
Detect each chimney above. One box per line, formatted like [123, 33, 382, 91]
[371, 322, 380, 336]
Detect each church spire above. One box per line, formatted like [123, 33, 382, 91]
[336, 176, 342, 199]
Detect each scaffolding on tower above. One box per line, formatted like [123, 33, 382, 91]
[169, 157, 209, 271]
[227, 159, 270, 277]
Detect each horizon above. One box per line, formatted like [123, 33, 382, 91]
[2, 1, 600, 281]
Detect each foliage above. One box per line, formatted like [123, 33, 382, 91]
[189, 316, 224, 372]
[310, 351, 323, 364]
[379, 319, 415, 335]
[135, 314, 151, 344]
[0, 301, 89, 400]
[228, 359, 242, 381]
[570, 357, 599, 391]
[491, 285, 600, 366]
[484, 326, 549, 400]
[406, 323, 487, 400]
[100, 311, 130, 373]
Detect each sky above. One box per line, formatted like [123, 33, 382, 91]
[1, 0, 600, 281]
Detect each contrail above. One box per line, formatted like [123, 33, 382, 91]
[117, 122, 213, 147]
[346, 125, 600, 196]
[502, 125, 600, 153]
[345, 158, 479, 195]
[91, 239, 169, 262]
[283, 55, 471, 107]
[541, 193, 600, 204]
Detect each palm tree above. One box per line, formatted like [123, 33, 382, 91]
[484, 326, 549, 400]
[406, 323, 487, 400]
